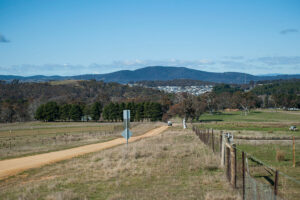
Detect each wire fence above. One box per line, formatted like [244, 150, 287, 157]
[192, 126, 300, 200]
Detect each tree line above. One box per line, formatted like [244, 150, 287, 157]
[1, 79, 300, 123]
[34, 101, 163, 122]
[0, 80, 168, 123]
[35, 102, 103, 122]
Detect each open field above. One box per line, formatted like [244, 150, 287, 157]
[235, 143, 300, 200]
[199, 110, 300, 123]
[196, 110, 300, 137]
[0, 122, 162, 160]
[237, 143, 300, 178]
[0, 127, 239, 200]
[194, 110, 300, 199]
[0, 126, 169, 180]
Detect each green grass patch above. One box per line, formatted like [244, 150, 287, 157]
[199, 110, 300, 123]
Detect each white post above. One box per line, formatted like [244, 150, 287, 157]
[183, 118, 187, 129]
[221, 133, 225, 167]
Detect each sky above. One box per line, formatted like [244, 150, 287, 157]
[0, 0, 300, 76]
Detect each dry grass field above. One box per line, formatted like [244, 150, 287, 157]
[0, 126, 239, 200]
[0, 122, 162, 160]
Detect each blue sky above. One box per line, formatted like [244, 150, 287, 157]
[0, 0, 299, 76]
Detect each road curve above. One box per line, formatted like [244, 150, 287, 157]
[0, 126, 169, 180]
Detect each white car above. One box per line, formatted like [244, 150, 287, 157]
[167, 121, 172, 126]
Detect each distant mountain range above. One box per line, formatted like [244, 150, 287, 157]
[1, 66, 300, 84]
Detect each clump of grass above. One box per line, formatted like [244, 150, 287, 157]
[276, 150, 285, 162]
[205, 165, 219, 172]
[162, 145, 168, 151]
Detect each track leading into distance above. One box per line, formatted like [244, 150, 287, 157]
[0, 126, 169, 180]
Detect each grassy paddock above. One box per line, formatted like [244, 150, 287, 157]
[196, 110, 300, 137]
[194, 110, 300, 199]
[0, 127, 239, 200]
[237, 143, 300, 177]
[236, 143, 300, 200]
[0, 122, 162, 160]
[199, 110, 300, 123]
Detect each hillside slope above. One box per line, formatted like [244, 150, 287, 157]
[1, 66, 300, 84]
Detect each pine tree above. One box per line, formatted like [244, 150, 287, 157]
[143, 102, 151, 121]
[149, 102, 162, 121]
[35, 104, 46, 121]
[119, 102, 126, 121]
[70, 104, 83, 121]
[59, 104, 72, 121]
[91, 102, 102, 121]
[102, 104, 110, 121]
[44, 102, 59, 122]
[135, 103, 144, 122]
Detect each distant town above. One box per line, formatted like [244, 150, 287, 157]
[154, 85, 213, 95]
[128, 83, 213, 96]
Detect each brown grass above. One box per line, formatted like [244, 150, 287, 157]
[276, 150, 286, 162]
[0, 122, 163, 160]
[0, 127, 240, 200]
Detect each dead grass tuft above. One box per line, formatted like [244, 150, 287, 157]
[276, 150, 285, 162]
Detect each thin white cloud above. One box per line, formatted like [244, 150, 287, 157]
[255, 56, 300, 65]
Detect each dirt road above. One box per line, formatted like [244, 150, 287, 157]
[0, 126, 169, 180]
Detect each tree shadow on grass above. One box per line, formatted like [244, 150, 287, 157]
[199, 119, 224, 122]
[251, 111, 262, 114]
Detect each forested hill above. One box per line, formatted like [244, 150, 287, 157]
[0, 80, 169, 122]
[252, 79, 300, 95]
[1, 66, 300, 84]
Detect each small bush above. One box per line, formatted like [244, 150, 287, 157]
[134, 151, 142, 159]
[276, 150, 285, 162]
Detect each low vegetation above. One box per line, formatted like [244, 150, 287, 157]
[0, 127, 239, 200]
[0, 122, 162, 160]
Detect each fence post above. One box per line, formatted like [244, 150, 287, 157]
[212, 129, 215, 152]
[231, 143, 237, 188]
[293, 136, 296, 168]
[274, 170, 279, 199]
[226, 145, 231, 182]
[242, 151, 245, 200]
[220, 131, 223, 157]
[221, 133, 225, 167]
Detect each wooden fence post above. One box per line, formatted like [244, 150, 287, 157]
[221, 133, 225, 167]
[231, 143, 237, 188]
[212, 129, 215, 152]
[274, 170, 279, 199]
[226, 145, 231, 182]
[242, 151, 245, 200]
[220, 131, 223, 156]
[293, 136, 296, 168]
